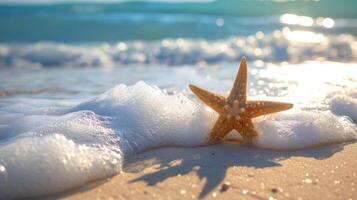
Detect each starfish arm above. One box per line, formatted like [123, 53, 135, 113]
[242, 100, 293, 118]
[188, 57, 294, 145]
[208, 115, 234, 143]
[234, 119, 258, 141]
[189, 84, 226, 114]
[227, 57, 247, 104]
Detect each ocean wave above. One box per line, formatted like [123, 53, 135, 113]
[1, 29, 356, 68]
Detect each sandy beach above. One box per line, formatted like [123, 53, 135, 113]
[1, 1, 357, 199]
[54, 142, 357, 200]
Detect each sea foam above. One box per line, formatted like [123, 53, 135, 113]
[0, 134, 121, 199]
[254, 111, 356, 149]
[0, 81, 356, 199]
[72, 82, 215, 153]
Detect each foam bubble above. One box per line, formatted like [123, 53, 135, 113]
[254, 111, 357, 149]
[327, 89, 357, 121]
[73, 81, 216, 153]
[0, 110, 122, 199]
[0, 134, 121, 199]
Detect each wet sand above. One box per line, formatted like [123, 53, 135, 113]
[56, 142, 357, 200]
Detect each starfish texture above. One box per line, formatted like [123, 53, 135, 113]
[189, 58, 293, 144]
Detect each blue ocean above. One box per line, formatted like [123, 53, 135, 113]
[0, 0, 356, 199]
[0, 0, 357, 67]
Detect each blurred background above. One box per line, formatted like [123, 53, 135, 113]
[0, 0, 356, 68]
[0, 0, 356, 99]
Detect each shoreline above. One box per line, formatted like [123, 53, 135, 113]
[49, 142, 357, 200]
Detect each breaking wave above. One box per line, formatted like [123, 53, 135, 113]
[1, 30, 356, 68]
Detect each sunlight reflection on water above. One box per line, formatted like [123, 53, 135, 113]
[280, 13, 335, 28]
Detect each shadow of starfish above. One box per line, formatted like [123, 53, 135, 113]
[125, 143, 348, 198]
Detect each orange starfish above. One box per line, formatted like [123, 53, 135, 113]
[189, 58, 293, 144]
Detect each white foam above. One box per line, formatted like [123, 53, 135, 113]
[327, 89, 357, 121]
[73, 82, 216, 153]
[0, 134, 121, 199]
[0, 82, 216, 199]
[0, 81, 356, 199]
[254, 111, 356, 149]
[0, 111, 122, 199]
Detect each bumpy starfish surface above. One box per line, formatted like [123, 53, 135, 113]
[189, 58, 293, 144]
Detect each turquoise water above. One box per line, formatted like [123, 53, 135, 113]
[0, 0, 357, 42]
[0, 0, 357, 68]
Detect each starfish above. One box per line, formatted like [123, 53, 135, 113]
[189, 57, 293, 144]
